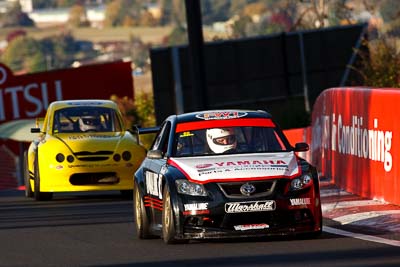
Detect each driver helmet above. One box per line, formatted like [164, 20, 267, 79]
[79, 115, 101, 131]
[206, 128, 237, 154]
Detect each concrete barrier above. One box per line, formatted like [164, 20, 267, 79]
[311, 87, 400, 205]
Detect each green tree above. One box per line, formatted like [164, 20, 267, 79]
[68, 4, 90, 28]
[1, 33, 97, 74]
[327, 0, 353, 26]
[352, 37, 400, 88]
[231, 15, 253, 38]
[104, 0, 141, 27]
[166, 25, 188, 45]
[129, 35, 150, 68]
[1, 36, 46, 73]
[41, 34, 77, 69]
[379, 0, 400, 36]
[0, 2, 34, 27]
[380, 0, 399, 23]
[159, 0, 173, 25]
[104, 0, 122, 27]
[202, 0, 231, 24]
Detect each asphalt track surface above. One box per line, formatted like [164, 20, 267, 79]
[0, 185, 400, 267]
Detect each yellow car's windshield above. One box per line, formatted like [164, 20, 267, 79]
[52, 106, 122, 133]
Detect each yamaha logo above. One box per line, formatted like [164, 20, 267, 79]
[240, 183, 256, 196]
[195, 163, 213, 169]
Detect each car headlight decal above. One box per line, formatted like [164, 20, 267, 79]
[56, 153, 65, 163]
[122, 151, 132, 161]
[113, 154, 121, 162]
[175, 179, 207, 196]
[67, 155, 75, 163]
[290, 174, 312, 191]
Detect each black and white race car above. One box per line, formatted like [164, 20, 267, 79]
[133, 110, 322, 244]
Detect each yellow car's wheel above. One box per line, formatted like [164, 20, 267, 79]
[23, 151, 33, 198]
[133, 183, 152, 239]
[33, 153, 53, 201]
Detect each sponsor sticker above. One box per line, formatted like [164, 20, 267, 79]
[196, 111, 248, 120]
[67, 101, 104, 106]
[145, 171, 163, 199]
[225, 200, 275, 213]
[234, 224, 270, 231]
[184, 203, 209, 211]
[68, 135, 113, 140]
[180, 131, 194, 137]
[289, 198, 311, 206]
[170, 152, 300, 183]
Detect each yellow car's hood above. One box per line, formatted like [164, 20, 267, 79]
[55, 132, 130, 152]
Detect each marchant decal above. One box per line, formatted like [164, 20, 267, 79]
[234, 224, 270, 231]
[313, 113, 393, 172]
[225, 200, 275, 213]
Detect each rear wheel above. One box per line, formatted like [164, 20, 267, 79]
[133, 183, 152, 239]
[23, 151, 33, 198]
[33, 154, 53, 201]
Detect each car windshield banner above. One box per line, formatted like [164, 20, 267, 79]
[169, 152, 300, 183]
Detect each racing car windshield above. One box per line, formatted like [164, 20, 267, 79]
[53, 107, 122, 133]
[174, 121, 288, 157]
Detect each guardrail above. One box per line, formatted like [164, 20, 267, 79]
[308, 87, 399, 206]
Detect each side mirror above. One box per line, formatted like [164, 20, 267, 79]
[147, 149, 163, 159]
[31, 128, 41, 133]
[294, 142, 309, 152]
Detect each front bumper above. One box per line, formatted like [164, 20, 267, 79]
[179, 204, 321, 240]
[173, 182, 322, 240]
[36, 161, 135, 192]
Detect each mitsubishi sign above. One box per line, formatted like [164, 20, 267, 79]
[0, 61, 134, 124]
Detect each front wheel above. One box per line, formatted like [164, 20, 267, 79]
[33, 154, 53, 201]
[162, 187, 186, 244]
[23, 151, 33, 198]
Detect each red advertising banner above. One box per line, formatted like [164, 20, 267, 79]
[311, 87, 400, 205]
[0, 61, 133, 124]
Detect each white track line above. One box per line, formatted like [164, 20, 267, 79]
[323, 226, 400, 247]
[333, 210, 400, 225]
[320, 189, 351, 197]
[321, 199, 387, 212]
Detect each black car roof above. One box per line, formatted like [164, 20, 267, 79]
[172, 109, 273, 124]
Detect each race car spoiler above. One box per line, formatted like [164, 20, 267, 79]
[131, 125, 160, 144]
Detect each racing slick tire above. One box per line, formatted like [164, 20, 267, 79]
[133, 183, 152, 239]
[162, 187, 187, 244]
[23, 151, 33, 198]
[33, 154, 53, 201]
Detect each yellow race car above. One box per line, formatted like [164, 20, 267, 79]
[24, 99, 147, 201]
